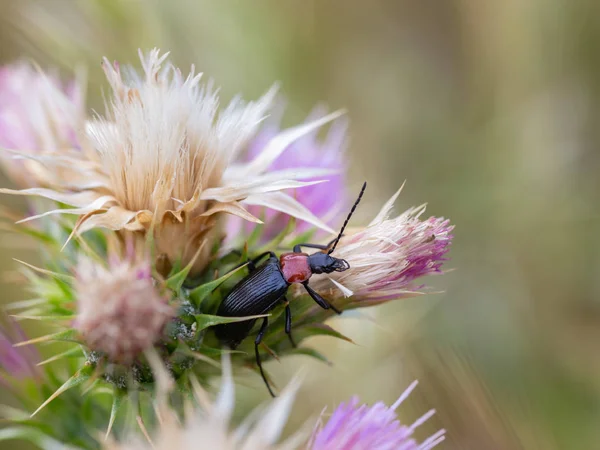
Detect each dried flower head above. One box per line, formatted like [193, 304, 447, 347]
[227, 103, 349, 241]
[309, 381, 445, 450]
[1, 49, 342, 275]
[105, 355, 305, 450]
[310, 187, 453, 304]
[74, 251, 173, 364]
[0, 62, 83, 188]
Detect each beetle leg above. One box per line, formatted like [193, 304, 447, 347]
[293, 237, 340, 253]
[255, 317, 276, 397]
[283, 298, 297, 348]
[223, 251, 276, 276]
[303, 282, 342, 315]
[249, 251, 277, 271]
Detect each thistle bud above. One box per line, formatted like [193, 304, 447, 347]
[310, 188, 453, 304]
[74, 255, 173, 364]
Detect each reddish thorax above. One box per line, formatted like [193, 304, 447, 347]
[280, 252, 312, 284]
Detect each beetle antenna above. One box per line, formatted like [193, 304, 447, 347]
[328, 181, 367, 255]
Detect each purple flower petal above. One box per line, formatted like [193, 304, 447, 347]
[0, 62, 82, 187]
[310, 382, 445, 450]
[226, 101, 350, 241]
[0, 317, 41, 385]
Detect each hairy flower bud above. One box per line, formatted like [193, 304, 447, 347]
[74, 256, 173, 364]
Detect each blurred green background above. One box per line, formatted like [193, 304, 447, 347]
[1, 0, 599, 448]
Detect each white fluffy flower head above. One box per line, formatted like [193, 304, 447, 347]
[2, 49, 342, 275]
[105, 355, 305, 450]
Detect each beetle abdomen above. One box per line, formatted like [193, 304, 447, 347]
[215, 261, 289, 348]
[218, 263, 289, 316]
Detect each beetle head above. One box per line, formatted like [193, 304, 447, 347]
[308, 252, 350, 274]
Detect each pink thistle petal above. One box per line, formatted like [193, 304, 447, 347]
[310, 383, 445, 450]
[226, 102, 350, 242]
[0, 317, 41, 385]
[0, 62, 82, 188]
[310, 193, 454, 303]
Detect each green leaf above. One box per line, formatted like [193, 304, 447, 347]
[296, 323, 355, 344]
[188, 264, 248, 307]
[246, 212, 266, 247]
[0, 426, 70, 449]
[179, 348, 222, 369]
[105, 389, 126, 440]
[10, 314, 76, 322]
[31, 365, 93, 417]
[4, 298, 46, 310]
[13, 258, 74, 282]
[165, 244, 207, 291]
[287, 347, 332, 365]
[14, 328, 80, 347]
[37, 346, 83, 367]
[194, 346, 246, 358]
[287, 228, 316, 248]
[4, 222, 57, 245]
[193, 313, 267, 333]
[255, 217, 296, 254]
[0, 404, 30, 421]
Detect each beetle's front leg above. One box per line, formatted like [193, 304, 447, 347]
[255, 317, 276, 397]
[303, 282, 342, 315]
[293, 237, 339, 254]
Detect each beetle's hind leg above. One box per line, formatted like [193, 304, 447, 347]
[255, 317, 276, 397]
[223, 251, 276, 277]
[283, 297, 297, 348]
[249, 251, 277, 271]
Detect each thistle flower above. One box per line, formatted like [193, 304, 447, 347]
[0, 62, 83, 188]
[227, 104, 349, 241]
[0, 49, 341, 275]
[106, 355, 305, 450]
[0, 317, 40, 385]
[0, 49, 455, 450]
[74, 251, 173, 364]
[309, 188, 453, 304]
[309, 381, 445, 450]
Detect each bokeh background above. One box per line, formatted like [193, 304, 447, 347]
[1, 0, 599, 448]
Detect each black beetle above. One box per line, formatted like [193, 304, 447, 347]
[215, 182, 367, 396]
